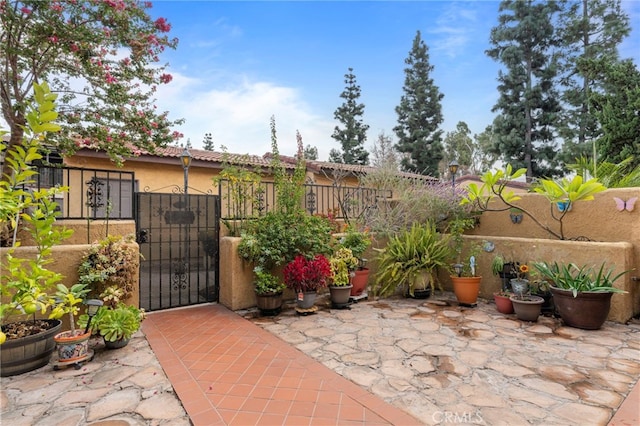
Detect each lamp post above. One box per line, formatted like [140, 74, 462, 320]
[180, 148, 192, 195]
[448, 160, 459, 192]
[179, 148, 193, 281]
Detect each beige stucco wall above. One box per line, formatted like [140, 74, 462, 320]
[218, 235, 383, 311]
[17, 220, 136, 246]
[467, 188, 640, 243]
[436, 236, 635, 323]
[463, 187, 640, 321]
[65, 155, 222, 195]
[1, 243, 140, 331]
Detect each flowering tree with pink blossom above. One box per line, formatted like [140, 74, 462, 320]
[0, 0, 184, 164]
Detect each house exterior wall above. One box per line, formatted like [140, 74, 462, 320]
[65, 155, 222, 195]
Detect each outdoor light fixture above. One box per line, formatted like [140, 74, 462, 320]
[180, 148, 192, 195]
[453, 263, 464, 278]
[448, 160, 459, 190]
[84, 299, 104, 333]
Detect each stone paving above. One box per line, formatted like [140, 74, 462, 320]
[2, 294, 638, 425]
[1, 332, 190, 426]
[248, 293, 640, 426]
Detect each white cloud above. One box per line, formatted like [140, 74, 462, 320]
[156, 72, 336, 159]
[429, 2, 478, 59]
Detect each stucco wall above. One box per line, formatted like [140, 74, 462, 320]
[218, 236, 382, 311]
[17, 220, 136, 246]
[455, 187, 640, 322]
[1, 243, 140, 331]
[436, 236, 635, 323]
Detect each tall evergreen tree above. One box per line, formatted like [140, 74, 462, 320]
[486, 0, 563, 180]
[304, 144, 318, 160]
[557, 0, 630, 163]
[394, 31, 444, 177]
[473, 126, 500, 174]
[442, 122, 473, 176]
[587, 58, 640, 167]
[330, 67, 369, 165]
[202, 133, 214, 151]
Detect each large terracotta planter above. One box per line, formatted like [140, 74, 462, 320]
[329, 285, 353, 308]
[451, 276, 482, 306]
[349, 268, 369, 296]
[493, 292, 514, 314]
[255, 291, 284, 316]
[550, 287, 613, 330]
[0, 319, 62, 377]
[510, 295, 544, 321]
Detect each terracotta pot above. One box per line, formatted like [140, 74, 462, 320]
[493, 292, 514, 314]
[451, 276, 482, 306]
[510, 295, 544, 321]
[0, 319, 62, 377]
[550, 287, 613, 330]
[255, 291, 284, 316]
[329, 285, 353, 308]
[349, 268, 369, 296]
[54, 330, 91, 363]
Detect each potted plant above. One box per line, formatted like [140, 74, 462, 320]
[510, 263, 530, 295]
[78, 234, 139, 307]
[328, 247, 358, 308]
[533, 261, 628, 329]
[1, 85, 72, 376]
[81, 303, 145, 349]
[490, 253, 518, 292]
[253, 266, 286, 316]
[283, 254, 332, 310]
[50, 283, 94, 363]
[509, 293, 544, 322]
[529, 277, 555, 316]
[373, 221, 451, 299]
[336, 226, 372, 296]
[493, 290, 514, 314]
[447, 217, 482, 306]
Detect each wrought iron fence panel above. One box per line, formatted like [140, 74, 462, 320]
[2, 163, 136, 220]
[218, 179, 391, 220]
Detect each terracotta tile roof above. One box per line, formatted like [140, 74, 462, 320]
[147, 147, 437, 180]
[152, 146, 278, 168]
[74, 145, 438, 180]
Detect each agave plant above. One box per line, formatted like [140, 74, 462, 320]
[532, 261, 629, 297]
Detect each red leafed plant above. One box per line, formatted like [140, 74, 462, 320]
[283, 255, 333, 293]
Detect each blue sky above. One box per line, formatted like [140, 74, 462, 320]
[151, 1, 640, 161]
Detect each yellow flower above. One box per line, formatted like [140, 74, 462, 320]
[517, 263, 529, 279]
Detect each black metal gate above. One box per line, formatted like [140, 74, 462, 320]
[135, 192, 219, 311]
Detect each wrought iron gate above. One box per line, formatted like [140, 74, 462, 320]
[135, 192, 219, 311]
